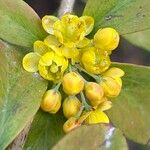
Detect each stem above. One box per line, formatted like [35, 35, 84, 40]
[75, 105, 85, 119]
[76, 65, 102, 83]
[54, 82, 61, 91]
[58, 0, 76, 17]
[80, 92, 91, 111]
[69, 64, 72, 72]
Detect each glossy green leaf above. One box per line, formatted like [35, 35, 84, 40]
[53, 124, 128, 150]
[107, 63, 150, 144]
[0, 40, 47, 150]
[83, 0, 150, 35]
[124, 29, 150, 51]
[24, 110, 66, 150]
[0, 0, 47, 47]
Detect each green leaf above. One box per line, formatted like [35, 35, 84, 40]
[52, 124, 128, 150]
[123, 29, 150, 51]
[83, 0, 150, 35]
[24, 110, 66, 150]
[107, 63, 150, 144]
[0, 0, 47, 47]
[0, 40, 47, 149]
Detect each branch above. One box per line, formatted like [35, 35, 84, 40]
[58, 0, 76, 17]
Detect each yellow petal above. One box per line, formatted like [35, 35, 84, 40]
[44, 35, 62, 55]
[115, 77, 122, 87]
[63, 117, 80, 133]
[76, 37, 91, 48]
[85, 110, 109, 124]
[22, 52, 40, 72]
[38, 63, 53, 81]
[61, 47, 79, 59]
[34, 40, 52, 56]
[78, 111, 92, 123]
[102, 67, 125, 78]
[53, 54, 68, 72]
[39, 52, 54, 66]
[53, 30, 64, 44]
[42, 15, 59, 34]
[53, 20, 64, 32]
[97, 100, 112, 111]
[80, 16, 94, 35]
[44, 35, 61, 48]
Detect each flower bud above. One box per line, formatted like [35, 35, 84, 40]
[63, 117, 81, 133]
[94, 28, 119, 52]
[102, 67, 125, 78]
[63, 96, 81, 118]
[85, 82, 104, 106]
[84, 110, 109, 124]
[81, 47, 111, 74]
[100, 77, 121, 97]
[41, 89, 61, 114]
[62, 72, 84, 95]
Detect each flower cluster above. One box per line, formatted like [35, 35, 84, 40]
[22, 14, 124, 133]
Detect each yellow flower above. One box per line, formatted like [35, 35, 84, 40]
[63, 96, 81, 119]
[85, 82, 104, 106]
[100, 76, 121, 97]
[63, 117, 81, 133]
[41, 89, 62, 114]
[53, 14, 94, 48]
[23, 40, 68, 82]
[94, 28, 120, 53]
[100, 67, 125, 97]
[38, 51, 68, 82]
[84, 109, 109, 124]
[81, 47, 111, 74]
[62, 72, 84, 95]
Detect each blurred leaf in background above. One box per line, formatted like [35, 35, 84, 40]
[52, 124, 128, 150]
[124, 29, 150, 51]
[0, 40, 47, 150]
[83, 0, 150, 35]
[24, 110, 65, 150]
[0, 0, 47, 47]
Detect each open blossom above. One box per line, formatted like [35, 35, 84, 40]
[22, 13, 124, 133]
[23, 41, 68, 82]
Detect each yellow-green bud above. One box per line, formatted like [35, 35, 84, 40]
[100, 77, 121, 97]
[63, 96, 81, 118]
[63, 117, 81, 133]
[62, 72, 84, 95]
[84, 110, 109, 124]
[94, 28, 120, 52]
[85, 82, 104, 106]
[41, 89, 61, 114]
